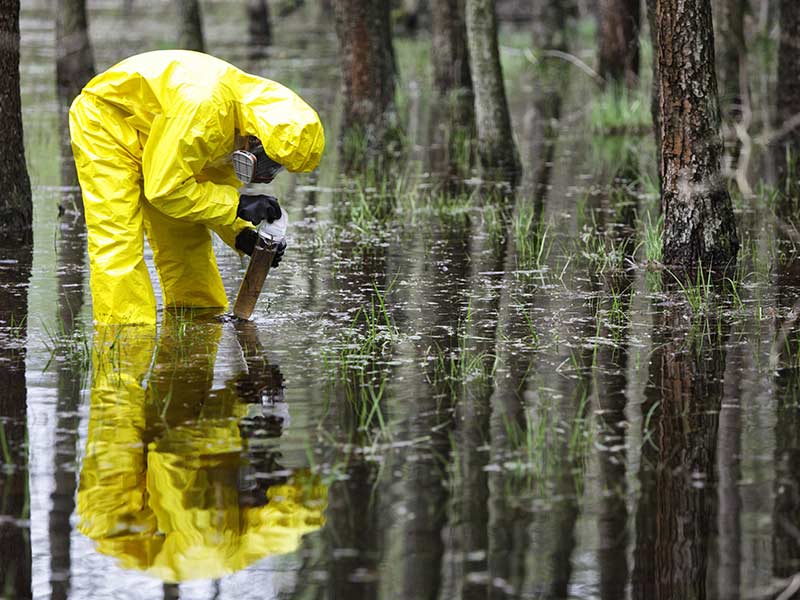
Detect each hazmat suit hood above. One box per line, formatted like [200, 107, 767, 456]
[80, 50, 325, 174]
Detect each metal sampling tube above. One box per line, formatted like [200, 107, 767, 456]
[233, 232, 278, 320]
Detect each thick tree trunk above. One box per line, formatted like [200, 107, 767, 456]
[177, 0, 205, 52]
[247, 0, 272, 49]
[0, 0, 33, 246]
[715, 0, 746, 119]
[465, 0, 520, 179]
[333, 0, 396, 164]
[656, 0, 738, 268]
[776, 0, 800, 186]
[597, 0, 640, 88]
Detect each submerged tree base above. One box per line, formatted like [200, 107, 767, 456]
[662, 181, 739, 270]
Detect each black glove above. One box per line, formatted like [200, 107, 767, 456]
[235, 228, 258, 256]
[235, 229, 286, 268]
[272, 239, 287, 268]
[237, 194, 281, 225]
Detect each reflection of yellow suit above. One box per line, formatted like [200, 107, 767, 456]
[69, 50, 325, 324]
[78, 321, 326, 582]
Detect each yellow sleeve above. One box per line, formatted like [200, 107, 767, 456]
[142, 100, 240, 227]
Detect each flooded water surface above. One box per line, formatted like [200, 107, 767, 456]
[5, 1, 800, 599]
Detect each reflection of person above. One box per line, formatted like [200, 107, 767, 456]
[78, 318, 326, 582]
[69, 50, 325, 325]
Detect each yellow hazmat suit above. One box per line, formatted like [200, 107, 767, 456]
[79, 319, 327, 582]
[69, 50, 325, 324]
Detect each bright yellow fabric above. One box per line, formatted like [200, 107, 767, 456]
[69, 50, 325, 325]
[78, 318, 327, 583]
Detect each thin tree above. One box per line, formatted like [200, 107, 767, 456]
[333, 0, 396, 164]
[431, 0, 472, 107]
[56, 0, 95, 209]
[177, 0, 205, 52]
[776, 0, 800, 185]
[465, 0, 519, 178]
[715, 0, 747, 119]
[597, 0, 640, 88]
[0, 0, 33, 245]
[247, 0, 272, 50]
[531, 0, 570, 49]
[655, 0, 738, 268]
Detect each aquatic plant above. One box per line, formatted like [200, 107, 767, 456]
[589, 84, 651, 135]
[321, 283, 399, 437]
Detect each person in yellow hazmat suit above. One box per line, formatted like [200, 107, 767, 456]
[78, 317, 327, 582]
[69, 50, 325, 325]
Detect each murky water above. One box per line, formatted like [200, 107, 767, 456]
[4, 1, 800, 599]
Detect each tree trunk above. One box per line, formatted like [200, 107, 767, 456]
[531, 0, 571, 49]
[656, 0, 738, 268]
[465, 0, 520, 179]
[0, 0, 33, 246]
[715, 0, 746, 119]
[177, 0, 205, 52]
[431, 0, 472, 99]
[247, 0, 272, 49]
[430, 0, 474, 144]
[776, 0, 800, 185]
[56, 0, 94, 102]
[333, 0, 397, 164]
[597, 0, 640, 88]
[56, 0, 95, 209]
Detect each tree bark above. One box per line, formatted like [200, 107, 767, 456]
[597, 0, 640, 88]
[465, 0, 520, 179]
[177, 0, 205, 52]
[333, 0, 397, 165]
[247, 0, 272, 49]
[0, 0, 33, 246]
[656, 0, 739, 268]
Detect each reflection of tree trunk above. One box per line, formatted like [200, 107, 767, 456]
[177, 0, 205, 52]
[0, 245, 33, 600]
[48, 216, 87, 599]
[465, 0, 520, 179]
[597, 0, 640, 88]
[0, 0, 33, 245]
[772, 232, 800, 580]
[717, 345, 742, 600]
[326, 460, 382, 600]
[632, 303, 727, 599]
[594, 272, 633, 600]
